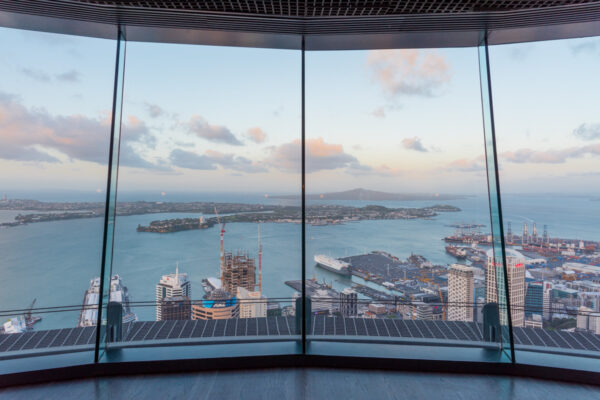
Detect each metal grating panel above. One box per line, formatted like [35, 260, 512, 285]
[1, 0, 600, 45]
[72, 0, 600, 16]
[1, 318, 599, 355]
[179, 320, 194, 338]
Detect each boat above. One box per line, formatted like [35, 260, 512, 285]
[1, 316, 27, 334]
[78, 275, 137, 327]
[445, 245, 468, 260]
[314, 254, 352, 276]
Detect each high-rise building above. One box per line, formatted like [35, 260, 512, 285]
[340, 288, 358, 317]
[485, 249, 526, 327]
[543, 281, 554, 321]
[160, 296, 191, 320]
[448, 264, 474, 322]
[236, 287, 267, 318]
[156, 265, 191, 321]
[192, 289, 239, 320]
[525, 282, 543, 318]
[221, 252, 256, 295]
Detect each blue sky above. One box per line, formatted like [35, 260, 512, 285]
[0, 26, 599, 196]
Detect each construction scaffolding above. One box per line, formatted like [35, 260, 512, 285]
[221, 251, 256, 295]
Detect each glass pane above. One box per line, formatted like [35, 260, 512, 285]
[305, 48, 498, 358]
[489, 37, 600, 361]
[105, 42, 302, 359]
[0, 27, 116, 365]
[97, 31, 126, 361]
[478, 42, 513, 361]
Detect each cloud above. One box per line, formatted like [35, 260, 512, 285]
[446, 158, 485, 172]
[371, 107, 386, 118]
[20, 68, 50, 82]
[267, 137, 368, 174]
[169, 149, 217, 170]
[55, 70, 80, 82]
[401, 136, 428, 152]
[145, 103, 164, 118]
[0, 92, 109, 163]
[246, 127, 267, 144]
[187, 115, 242, 145]
[571, 40, 600, 55]
[169, 149, 267, 173]
[205, 150, 267, 173]
[500, 144, 600, 164]
[0, 91, 167, 170]
[573, 123, 600, 141]
[122, 116, 156, 148]
[366, 49, 450, 97]
[267, 138, 355, 173]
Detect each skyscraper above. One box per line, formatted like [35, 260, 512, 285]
[340, 288, 358, 317]
[156, 265, 191, 321]
[486, 249, 526, 327]
[447, 264, 474, 322]
[525, 282, 543, 318]
[160, 296, 191, 320]
[237, 287, 267, 318]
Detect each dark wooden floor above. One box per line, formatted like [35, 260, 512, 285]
[1, 368, 599, 400]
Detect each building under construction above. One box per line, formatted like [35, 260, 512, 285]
[221, 251, 257, 295]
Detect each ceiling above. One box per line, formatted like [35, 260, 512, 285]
[74, 0, 598, 16]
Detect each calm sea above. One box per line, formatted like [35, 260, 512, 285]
[0, 192, 598, 330]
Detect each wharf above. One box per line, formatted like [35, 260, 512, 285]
[285, 279, 340, 298]
[351, 283, 396, 302]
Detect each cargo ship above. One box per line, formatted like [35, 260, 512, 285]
[314, 254, 352, 276]
[445, 245, 468, 260]
[78, 275, 137, 327]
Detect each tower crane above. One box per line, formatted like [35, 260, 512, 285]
[214, 206, 226, 285]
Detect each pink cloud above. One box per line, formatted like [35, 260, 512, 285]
[367, 49, 450, 97]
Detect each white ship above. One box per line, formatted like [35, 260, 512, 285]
[78, 275, 137, 327]
[1, 316, 27, 334]
[314, 254, 352, 276]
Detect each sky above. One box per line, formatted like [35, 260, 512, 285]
[0, 26, 599, 197]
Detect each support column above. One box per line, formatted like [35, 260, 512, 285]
[301, 34, 307, 354]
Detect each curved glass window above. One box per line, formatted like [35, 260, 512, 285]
[490, 37, 600, 360]
[0, 27, 116, 366]
[105, 42, 302, 360]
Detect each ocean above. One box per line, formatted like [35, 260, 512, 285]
[0, 192, 598, 330]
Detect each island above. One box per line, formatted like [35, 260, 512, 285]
[136, 204, 461, 233]
[0, 198, 460, 230]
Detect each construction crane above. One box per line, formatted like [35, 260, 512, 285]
[257, 224, 262, 293]
[25, 298, 41, 328]
[214, 206, 226, 285]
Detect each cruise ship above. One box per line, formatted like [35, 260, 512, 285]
[314, 254, 352, 276]
[78, 275, 137, 327]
